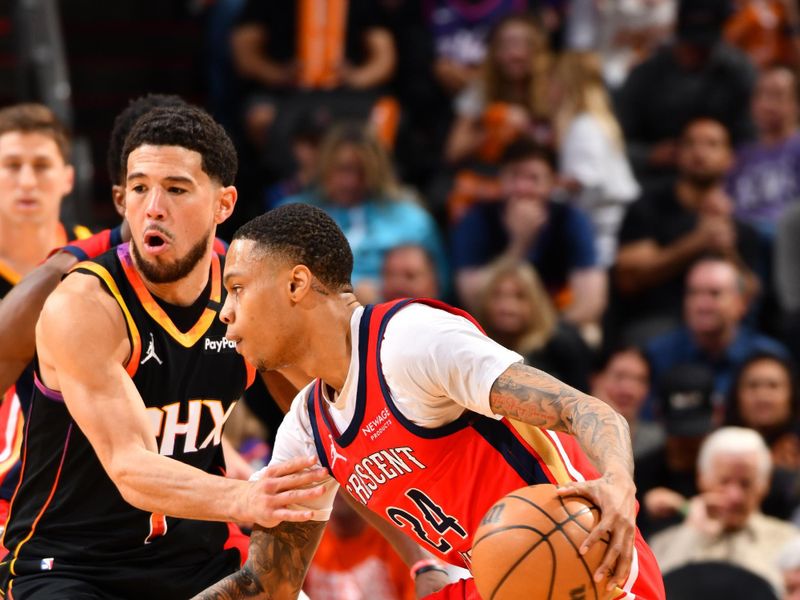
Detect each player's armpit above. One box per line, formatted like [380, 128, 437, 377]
[192, 520, 326, 600]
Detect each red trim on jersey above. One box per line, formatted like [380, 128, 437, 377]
[144, 513, 168, 544]
[244, 361, 256, 390]
[224, 522, 250, 565]
[0, 389, 23, 486]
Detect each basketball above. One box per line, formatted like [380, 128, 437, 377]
[471, 483, 611, 600]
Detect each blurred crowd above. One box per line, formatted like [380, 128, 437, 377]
[210, 0, 800, 597]
[9, 0, 800, 598]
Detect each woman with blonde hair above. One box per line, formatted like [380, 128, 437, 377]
[552, 50, 640, 267]
[282, 122, 447, 302]
[445, 14, 553, 165]
[476, 258, 591, 391]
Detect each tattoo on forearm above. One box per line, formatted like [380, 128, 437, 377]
[490, 363, 633, 476]
[192, 521, 326, 600]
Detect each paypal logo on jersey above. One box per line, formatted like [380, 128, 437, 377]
[203, 337, 237, 354]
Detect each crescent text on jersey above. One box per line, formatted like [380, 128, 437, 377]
[345, 446, 426, 505]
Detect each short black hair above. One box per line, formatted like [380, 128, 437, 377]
[121, 104, 237, 186]
[234, 203, 353, 291]
[593, 344, 650, 376]
[107, 94, 187, 184]
[499, 137, 557, 171]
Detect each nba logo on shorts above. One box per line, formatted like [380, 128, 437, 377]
[40, 557, 54, 571]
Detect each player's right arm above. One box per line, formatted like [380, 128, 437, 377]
[36, 272, 328, 527]
[192, 521, 326, 600]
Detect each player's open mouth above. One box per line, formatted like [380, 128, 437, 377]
[143, 231, 170, 255]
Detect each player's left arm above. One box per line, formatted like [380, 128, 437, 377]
[489, 362, 635, 592]
[192, 520, 326, 600]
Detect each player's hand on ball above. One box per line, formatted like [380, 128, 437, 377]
[556, 470, 636, 593]
[241, 456, 329, 528]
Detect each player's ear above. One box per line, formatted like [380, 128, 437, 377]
[288, 265, 312, 303]
[215, 186, 237, 224]
[112, 185, 125, 216]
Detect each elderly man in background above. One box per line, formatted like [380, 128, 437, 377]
[650, 427, 799, 596]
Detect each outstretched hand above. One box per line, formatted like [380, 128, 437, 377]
[556, 471, 637, 593]
[237, 456, 330, 529]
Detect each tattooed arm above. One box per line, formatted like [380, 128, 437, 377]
[490, 362, 633, 476]
[489, 362, 636, 593]
[192, 521, 326, 600]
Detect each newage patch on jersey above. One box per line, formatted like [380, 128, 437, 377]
[203, 337, 237, 354]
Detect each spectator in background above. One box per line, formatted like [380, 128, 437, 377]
[303, 491, 415, 600]
[595, 0, 677, 90]
[282, 123, 446, 304]
[452, 139, 606, 330]
[381, 244, 440, 301]
[230, 0, 396, 175]
[726, 353, 800, 469]
[617, 0, 755, 187]
[612, 118, 762, 343]
[592, 345, 664, 458]
[728, 64, 800, 237]
[446, 14, 553, 165]
[724, 0, 800, 68]
[551, 50, 640, 267]
[475, 258, 592, 391]
[646, 256, 789, 406]
[777, 537, 800, 600]
[725, 352, 800, 519]
[636, 363, 715, 538]
[264, 106, 331, 210]
[650, 427, 799, 597]
[425, 0, 534, 97]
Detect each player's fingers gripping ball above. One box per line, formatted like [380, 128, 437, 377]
[471, 483, 613, 600]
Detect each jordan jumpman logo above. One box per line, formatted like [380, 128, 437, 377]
[140, 332, 163, 365]
[329, 434, 348, 469]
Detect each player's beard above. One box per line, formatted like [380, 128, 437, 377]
[131, 230, 211, 284]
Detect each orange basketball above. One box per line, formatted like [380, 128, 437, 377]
[471, 484, 611, 600]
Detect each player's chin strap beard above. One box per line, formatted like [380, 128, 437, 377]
[131, 232, 212, 285]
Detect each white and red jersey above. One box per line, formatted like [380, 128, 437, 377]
[273, 299, 665, 599]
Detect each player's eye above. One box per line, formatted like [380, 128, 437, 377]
[131, 184, 146, 194]
[168, 187, 187, 195]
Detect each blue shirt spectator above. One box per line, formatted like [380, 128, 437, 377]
[452, 139, 606, 328]
[647, 325, 789, 405]
[644, 256, 789, 415]
[452, 199, 597, 298]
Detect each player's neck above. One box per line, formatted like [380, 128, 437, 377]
[0, 217, 63, 276]
[140, 251, 213, 307]
[302, 293, 360, 393]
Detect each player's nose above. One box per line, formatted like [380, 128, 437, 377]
[220, 295, 236, 326]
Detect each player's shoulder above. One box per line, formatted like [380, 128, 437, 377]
[43, 267, 125, 337]
[383, 301, 478, 337]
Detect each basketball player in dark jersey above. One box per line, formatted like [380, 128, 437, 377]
[0, 105, 328, 599]
[0, 97, 449, 597]
[0, 104, 91, 524]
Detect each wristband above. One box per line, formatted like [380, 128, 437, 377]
[410, 559, 448, 579]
